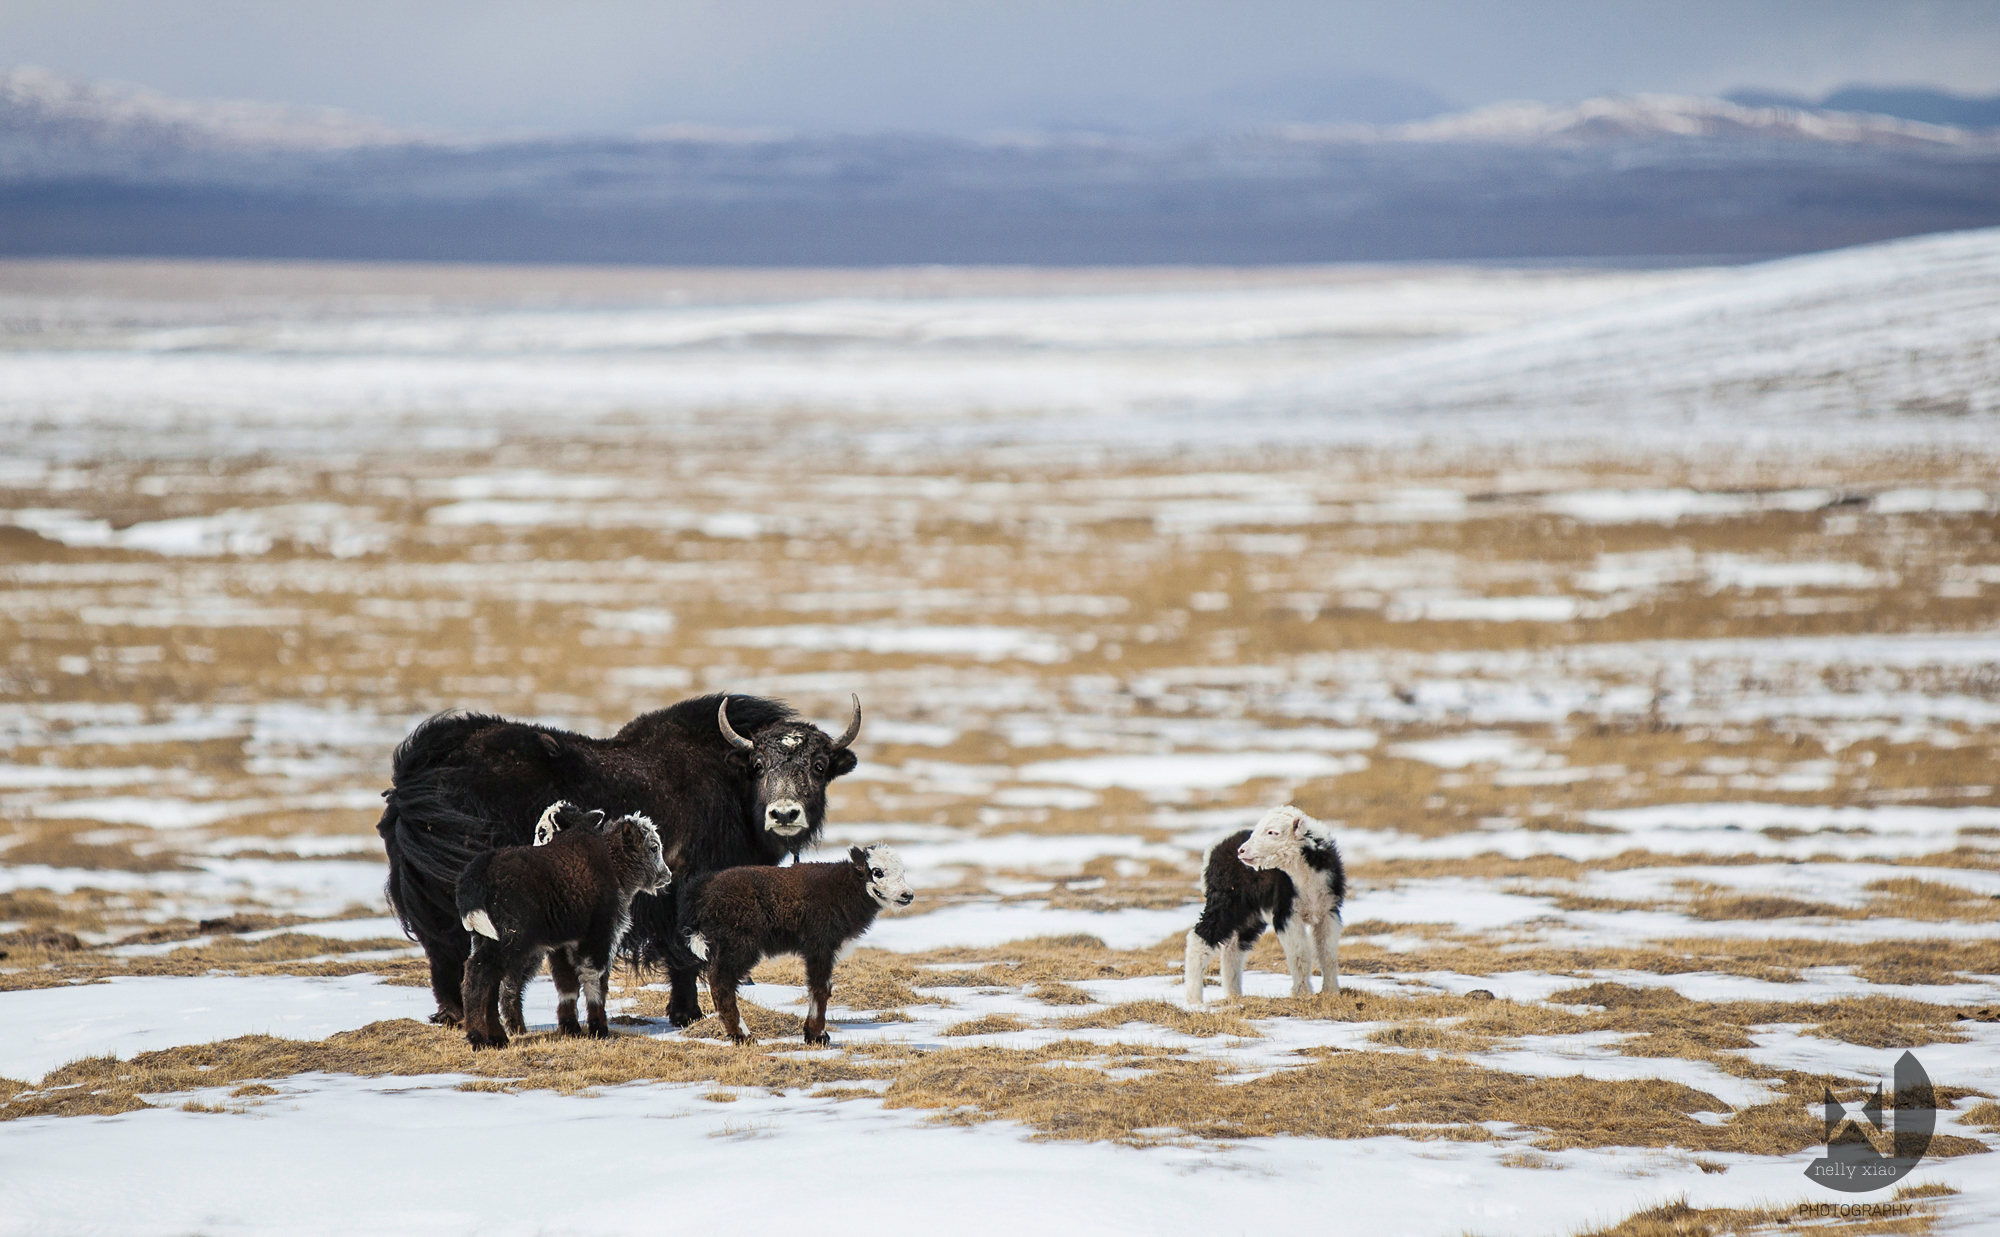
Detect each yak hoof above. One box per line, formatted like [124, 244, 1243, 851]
[466, 1032, 508, 1050]
[668, 1008, 701, 1029]
[587, 1025, 611, 1040]
[804, 1032, 831, 1047]
[430, 1009, 463, 1028]
[728, 1033, 756, 1046]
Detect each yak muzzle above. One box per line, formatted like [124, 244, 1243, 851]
[764, 800, 809, 836]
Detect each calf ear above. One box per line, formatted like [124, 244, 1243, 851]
[849, 846, 869, 870]
[828, 748, 859, 779]
[583, 809, 607, 829]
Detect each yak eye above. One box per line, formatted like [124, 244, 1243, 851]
[814, 759, 827, 774]
[870, 867, 884, 878]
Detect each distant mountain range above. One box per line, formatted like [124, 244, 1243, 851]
[4, 67, 1999, 265]
[1726, 85, 2000, 131]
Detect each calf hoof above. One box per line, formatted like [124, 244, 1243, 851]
[587, 1025, 611, 1040]
[804, 1031, 831, 1047]
[728, 1033, 757, 1046]
[556, 1023, 584, 1038]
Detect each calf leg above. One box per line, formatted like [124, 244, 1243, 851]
[1183, 929, 1219, 1005]
[1274, 911, 1314, 998]
[1220, 935, 1247, 999]
[576, 951, 612, 1039]
[461, 940, 508, 1049]
[549, 948, 584, 1037]
[802, 951, 835, 1046]
[500, 946, 546, 1036]
[1315, 915, 1343, 998]
[425, 936, 470, 1027]
[710, 965, 751, 1044]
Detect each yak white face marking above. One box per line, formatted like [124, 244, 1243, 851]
[861, 843, 915, 908]
[463, 909, 498, 939]
[764, 798, 809, 836]
[533, 800, 570, 846]
[780, 732, 802, 749]
[1238, 804, 1312, 870]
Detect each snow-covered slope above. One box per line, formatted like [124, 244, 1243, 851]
[1262, 226, 2000, 442]
[0, 66, 417, 180]
[1360, 93, 1986, 147]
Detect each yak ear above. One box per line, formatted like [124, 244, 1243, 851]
[538, 732, 562, 758]
[849, 846, 869, 870]
[829, 748, 859, 779]
[583, 809, 606, 829]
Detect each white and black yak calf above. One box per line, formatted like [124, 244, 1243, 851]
[1184, 805, 1346, 1006]
[682, 844, 914, 1046]
[455, 807, 673, 1048]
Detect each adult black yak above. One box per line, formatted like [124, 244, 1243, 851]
[377, 692, 860, 1028]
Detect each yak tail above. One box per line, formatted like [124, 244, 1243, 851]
[455, 850, 498, 939]
[377, 775, 496, 951]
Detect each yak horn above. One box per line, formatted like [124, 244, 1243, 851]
[717, 697, 754, 750]
[831, 694, 862, 750]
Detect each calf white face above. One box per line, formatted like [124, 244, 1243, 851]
[1238, 805, 1313, 870]
[621, 813, 673, 893]
[851, 844, 914, 908]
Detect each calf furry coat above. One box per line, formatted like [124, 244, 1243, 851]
[1184, 805, 1345, 1005]
[456, 807, 672, 1048]
[681, 844, 913, 1045]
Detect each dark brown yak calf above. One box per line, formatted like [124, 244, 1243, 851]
[683, 844, 913, 1045]
[455, 807, 672, 1048]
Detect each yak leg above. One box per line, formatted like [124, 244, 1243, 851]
[1275, 911, 1314, 998]
[666, 963, 705, 1028]
[802, 951, 835, 1046]
[548, 948, 584, 1036]
[1315, 915, 1344, 999]
[576, 950, 612, 1039]
[461, 940, 508, 1049]
[1182, 930, 1219, 1006]
[426, 935, 470, 1027]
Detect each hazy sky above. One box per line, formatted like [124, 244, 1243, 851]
[5, 0, 1999, 134]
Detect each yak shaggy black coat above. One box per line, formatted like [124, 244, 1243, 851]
[377, 692, 859, 1028]
[455, 811, 670, 1048]
[681, 847, 906, 1046]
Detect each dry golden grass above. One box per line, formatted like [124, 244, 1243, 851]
[1865, 878, 2000, 923]
[0, 934, 419, 992]
[1323, 934, 2000, 987]
[1960, 1101, 2000, 1132]
[940, 1014, 1032, 1036]
[1054, 999, 1265, 1038]
[5, 437, 2000, 1184]
[1024, 981, 1097, 1005]
[884, 1042, 1777, 1152]
[1572, 1193, 1943, 1237]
